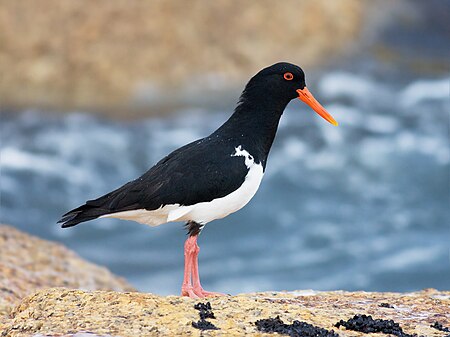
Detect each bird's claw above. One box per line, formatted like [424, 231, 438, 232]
[181, 286, 226, 298]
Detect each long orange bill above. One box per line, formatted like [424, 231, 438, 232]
[297, 87, 338, 126]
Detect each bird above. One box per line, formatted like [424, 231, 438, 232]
[58, 62, 338, 298]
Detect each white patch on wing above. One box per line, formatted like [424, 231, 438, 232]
[231, 145, 254, 168]
[102, 145, 264, 226]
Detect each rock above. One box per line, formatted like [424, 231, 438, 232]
[0, 0, 381, 114]
[2, 288, 449, 337]
[0, 225, 135, 325]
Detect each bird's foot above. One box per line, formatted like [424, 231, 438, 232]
[181, 285, 226, 298]
[198, 289, 227, 297]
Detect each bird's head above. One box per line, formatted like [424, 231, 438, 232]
[246, 62, 338, 126]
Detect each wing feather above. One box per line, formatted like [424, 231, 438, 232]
[58, 137, 248, 227]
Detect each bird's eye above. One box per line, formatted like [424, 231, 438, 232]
[283, 72, 294, 81]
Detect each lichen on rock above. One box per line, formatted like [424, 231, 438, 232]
[0, 224, 135, 324]
[2, 288, 449, 337]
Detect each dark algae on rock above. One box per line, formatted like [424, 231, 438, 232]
[192, 302, 219, 331]
[192, 319, 219, 331]
[255, 315, 339, 337]
[335, 314, 422, 337]
[379, 302, 394, 308]
[194, 302, 216, 320]
[431, 321, 450, 333]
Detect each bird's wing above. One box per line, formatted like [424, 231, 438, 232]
[103, 139, 248, 211]
[59, 138, 249, 227]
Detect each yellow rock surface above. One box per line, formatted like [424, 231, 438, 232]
[0, 225, 135, 324]
[2, 288, 449, 337]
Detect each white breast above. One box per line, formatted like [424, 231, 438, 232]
[103, 146, 264, 226]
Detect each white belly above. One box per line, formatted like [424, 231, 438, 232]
[168, 161, 263, 224]
[102, 145, 264, 226]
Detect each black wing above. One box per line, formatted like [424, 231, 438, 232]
[59, 137, 248, 227]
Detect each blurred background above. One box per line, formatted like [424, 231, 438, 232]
[1, 0, 449, 294]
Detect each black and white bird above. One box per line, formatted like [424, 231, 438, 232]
[59, 62, 338, 298]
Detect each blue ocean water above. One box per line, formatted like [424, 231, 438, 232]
[1, 72, 449, 294]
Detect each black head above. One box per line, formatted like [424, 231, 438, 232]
[252, 62, 306, 100]
[242, 62, 338, 126]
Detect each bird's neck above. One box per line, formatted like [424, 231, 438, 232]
[214, 93, 289, 167]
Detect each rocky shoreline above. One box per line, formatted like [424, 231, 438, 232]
[1, 225, 449, 336]
[0, 225, 135, 324]
[3, 288, 449, 337]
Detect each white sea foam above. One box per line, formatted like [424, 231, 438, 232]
[318, 72, 378, 100]
[399, 77, 450, 107]
[322, 104, 362, 126]
[364, 114, 399, 133]
[373, 246, 444, 271]
[1, 147, 93, 183]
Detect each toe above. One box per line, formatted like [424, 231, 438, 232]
[181, 287, 200, 298]
[203, 291, 226, 297]
[199, 289, 227, 297]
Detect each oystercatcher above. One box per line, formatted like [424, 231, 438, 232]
[59, 62, 337, 298]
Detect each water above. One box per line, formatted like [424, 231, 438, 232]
[1, 72, 449, 295]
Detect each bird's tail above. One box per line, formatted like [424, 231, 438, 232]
[58, 203, 110, 228]
[58, 180, 138, 228]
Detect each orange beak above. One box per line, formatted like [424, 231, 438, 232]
[297, 87, 338, 126]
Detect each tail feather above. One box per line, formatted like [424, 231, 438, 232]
[58, 203, 110, 228]
[59, 180, 141, 228]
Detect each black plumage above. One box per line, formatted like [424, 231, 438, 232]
[59, 62, 309, 229]
[58, 62, 338, 298]
[59, 137, 249, 227]
[59, 62, 336, 231]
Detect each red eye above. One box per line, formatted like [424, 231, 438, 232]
[283, 72, 294, 81]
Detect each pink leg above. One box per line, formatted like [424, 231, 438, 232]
[181, 235, 200, 298]
[181, 235, 226, 298]
[181, 236, 197, 297]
